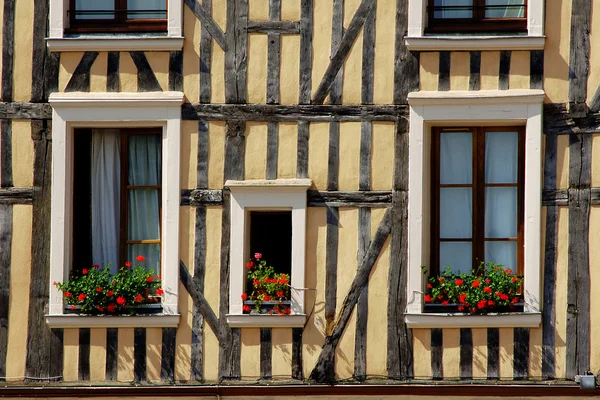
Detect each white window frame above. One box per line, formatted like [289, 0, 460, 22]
[225, 179, 312, 328]
[405, 0, 545, 51]
[46, 91, 184, 328]
[405, 89, 544, 328]
[47, 0, 183, 52]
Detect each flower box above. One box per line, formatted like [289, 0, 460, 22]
[243, 300, 292, 315]
[424, 302, 524, 314]
[65, 303, 162, 315]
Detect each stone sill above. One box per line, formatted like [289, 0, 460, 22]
[46, 37, 184, 52]
[45, 314, 180, 328]
[226, 314, 306, 328]
[405, 35, 545, 51]
[405, 312, 541, 328]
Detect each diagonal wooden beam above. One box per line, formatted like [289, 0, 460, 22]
[312, 0, 375, 105]
[183, 0, 228, 51]
[309, 207, 392, 383]
[64, 52, 99, 92]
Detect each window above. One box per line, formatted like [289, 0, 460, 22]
[426, 0, 527, 33]
[68, 0, 167, 33]
[431, 127, 524, 276]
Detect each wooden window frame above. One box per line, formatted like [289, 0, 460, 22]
[426, 0, 527, 33]
[67, 0, 168, 33]
[430, 126, 525, 277]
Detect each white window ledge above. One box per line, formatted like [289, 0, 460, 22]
[408, 89, 545, 106]
[226, 314, 307, 328]
[47, 37, 184, 52]
[46, 314, 180, 328]
[405, 312, 541, 329]
[405, 35, 545, 51]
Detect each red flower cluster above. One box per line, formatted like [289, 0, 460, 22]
[136, 255, 145, 262]
[125, 261, 132, 267]
[156, 288, 164, 296]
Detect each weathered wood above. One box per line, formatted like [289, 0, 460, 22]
[438, 51, 450, 91]
[298, 0, 312, 104]
[169, 51, 184, 92]
[568, 0, 591, 117]
[530, 50, 544, 90]
[330, 0, 344, 106]
[541, 188, 568, 206]
[542, 103, 600, 135]
[78, 328, 90, 381]
[44, 52, 60, 99]
[197, 121, 209, 189]
[431, 328, 443, 380]
[199, 0, 212, 103]
[359, 122, 372, 191]
[181, 189, 223, 206]
[266, 0, 281, 105]
[235, 0, 248, 104]
[31, 0, 49, 102]
[266, 122, 278, 180]
[327, 122, 339, 191]
[324, 206, 339, 344]
[361, 4, 376, 105]
[309, 208, 392, 383]
[129, 52, 162, 92]
[64, 52, 99, 93]
[0, 204, 11, 382]
[1, 0, 14, 102]
[513, 327, 529, 379]
[225, 0, 238, 103]
[184, 0, 227, 51]
[224, 120, 246, 181]
[182, 103, 408, 122]
[566, 133, 591, 377]
[291, 328, 303, 380]
[308, 190, 392, 206]
[296, 121, 309, 178]
[0, 102, 52, 120]
[160, 328, 176, 382]
[460, 328, 472, 380]
[48, 329, 64, 381]
[499, 50, 511, 90]
[487, 328, 499, 380]
[313, 0, 376, 105]
[354, 207, 370, 380]
[393, 0, 418, 105]
[24, 120, 52, 380]
[134, 328, 147, 382]
[469, 51, 481, 91]
[1, 120, 12, 187]
[105, 328, 118, 381]
[106, 52, 120, 92]
[247, 20, 299, 34]
[260, 328, 272, 380]
[191, 206, 207, 381]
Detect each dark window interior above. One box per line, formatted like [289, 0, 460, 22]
[72, 129, 93, 272]
[249, 211, 292, 277]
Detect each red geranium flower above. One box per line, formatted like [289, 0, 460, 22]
[253, 278, 260, 286]
[512, 297, 519, 303]
[154, 275, 159, 279]
[107, 303, 116, 313]
[243, 305, 251, 313]
[470, 308, 477, 313]
[136, 255, 145, 262]
[437, 294, 444, 300]
[53, 281, 57, 286]
[427, 283, 432, 289]
[96, 286, 103, 292]
[500, 293, 509, 301]
[512, 276, 519, 283]
[276, 291, 284, 297]
[107, 290, 114, 297]
[504, 269, 513, 274]
[96, 305, 104, 312]
[65, 292, 72, 298]
[156, 288, 164, 296]
[116, 296, 126, 305]
[442, 300, 449, 306]
[146, 276, 153, 283]
[477, 299, 487, 309]
[488, 300, 495, 307]
[134, 294, 143, 303]
[458, 306, 465, 312]
[458, 293, 467, 304]
[125, 261, 132, 267]
[424, 294, 433, 303]
[455, 279, 464, 286]
[483, 287, 492, 294]
[82, 269, 89, 275]
[284, 307, 291, 315]
[254, 253, 262, 259]
[472, 279, 481, 288]
[485, 279, 491, 284]
[70, 305, 76, 310]
[241, 293, 248, 301]
[245, 261, 254, 269]
[263, 295, 271, 302]
[438, 277, 445, 283]
[92, 264, 100, 269]
[78, 293, 86, 301]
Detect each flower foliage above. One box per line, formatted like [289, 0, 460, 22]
[243, 252, 291, 315]
[425, 262, 523, 314]
[54, 257, 163, 314]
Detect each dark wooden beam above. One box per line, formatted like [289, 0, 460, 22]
[1, 0, 14, 102]
[431, 329, 443, 380]
[0, 204, 11, 382]
[513, 327, 529, 379]
[105, 328, 118, 381]
[183, 0, 227, 51]
[298, 0, 312, 105]
[393, 0, 418, 105]
[530, 50, 544, 90]
[129, 52, 162, 92]
[160, 328, 176, 382]
[133, 328, 147, 382]
[296, 121, 309, 178]
[106, 52, 120, 92]
[568, 0, 591, 117]
[78, 329, 90, 381]
[459, 328, 472, 380]
[259, 328, 272, 380]
[247, 20, 299, 34]
[64, 52, 99, 93]
[191, 206, 207, 381]
[169, 51, 184, 92]
[469, 51, 481, 91]
[308, 190, 392, 207]
[487, 328, 500, 380]
[31, 0, 49, 102]
[199, 0, 212, 103]
[438, 51, 450, 91]
[499, 50, 511, 90]
[1, 120, 12, 188]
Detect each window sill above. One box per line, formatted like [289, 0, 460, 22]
[226, 314, 307, 328]
[46, 36, 184, 52]
[404, 35, 545, 51]
[405, 312, 541, 328]
[45, 314, 180, 328]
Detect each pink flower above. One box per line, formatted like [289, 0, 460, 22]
[254, 253, 262, 259]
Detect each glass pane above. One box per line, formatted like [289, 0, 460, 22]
[128, 244, 161, 275]
[434, 0, 473, 18]
[485, 131, 518, 184]
[75, 0, 114, 19]
[440, 131, 472, 184]
[128, 189, 160, 240]
[128, 135, 162, 186]
[440, 188, 472, 238]
[128, 0, 167, 19]
[440, 242, 472, 274]
[485, 187, 517, 238]
[485, 241, 517, 273]
[485, 0, 525, 18]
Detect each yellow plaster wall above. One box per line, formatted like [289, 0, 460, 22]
[183, 6, 200, 103]
[588, 3, 600, 105]
[508, 51, 530, 90]
[308, 122, 329, 190]
[449, 52, 469, 91]
[175, 285, 193, 382]
[146, 328, 162, 382]
[247, 34, 268, 104]
[119, 52, 138, 93]
[181, 121, 198, 189]
[471, 328, 487, 379]
[145, 52, 169, 91]
[281, 0, 300, 20]
[419, 53, 439, 91]
[371, 122, 394, 190]
[341, 0, 363, 105]
[89, 328, 107, 381]
[338, 122, 361, 190]
[412, 329, 431, 379]
[117, 328, 135, 382]
[272, 328, 292, 378]
[241, 328, 261, 379]
[208, 121, 226, 189]
[442, 328, 460, 380]
[59, 52, 84, 92]
[592, 134, 600, 187]
[244, 122, 268, 180]
[63, 329, 79, 382]
[554, 207, 569, 378]
[556, 134, 570, 190]
[212, 0, 227, 104]
[544, 0, 571, 103]
[498, 328, 514, 379]
[311, 0, 333, 99]
[373, 0, 395, 104]
[277, 122, 298, 178]
[90, 52, 108, 92]
[249, 0, 269, 20]
[13, 0, 33, 101]
[480, 51, 500, 90]
[11, 120, 32, 187]
[280, 35, 300, 105]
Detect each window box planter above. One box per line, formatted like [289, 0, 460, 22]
[243, 300, 292, 315]
[65, 303, 163, 315]
[424, 302, 524, 314]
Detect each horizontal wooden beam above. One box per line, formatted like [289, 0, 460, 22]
[182, 103, 408, 122]
[544, 103, 600, 135]
[247, 20, 300, 34]
[0, 102, 51, 119]
[0, 187, 33, 204]
[180, 189, 223, 206]
[542, 188, 600, 206]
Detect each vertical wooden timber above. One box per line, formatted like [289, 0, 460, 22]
[78, 328, 90, 381]
[431, 328, 443, 380]
[325, 206, 339, 342]
[568, 0, 591, 117]
[513, 327, 529, 379]
[566, 133, 591, 377]
[191, 205, 207, 381]
[459, 328, 472, 380]
[393, 0, 418, 105]
[160, 328, 176, 382]
[45, 52, 60, 98]
[64, 52, 99, 92]
[199, 0, 212, 101]
[291, 327, 303, 380]
[134, 328, 147, 382]
[469, 51, 481, 91]
[438, 52, 450, 91]
[265, 0, 281, 181]
[260, 328, 272, 380]
[129, 52, 162, 92]
[25, 120, 52, 379]
[487, 328, 500, 380]
[169, 51, 184, 92]
[498, 50, 511, 90]
[1, 120, 12, 188]
[542, 133, 557, 379]
[298, 0, 312, 105]
[266, 122, 278, 180]
[354, 207, 370, 380]
[0, 203, 11, 381]
[106, 328, 118, 381]
[530, 50, 544, 90]
[296, 121, 309, 178]
[49, 329, 64, 381]
[107, 52, 120, 92]
[31, 0, 49, 102]
[1, 0, 14, 102]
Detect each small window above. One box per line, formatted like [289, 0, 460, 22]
[249, 211, 292, 277]
[68, 0, 168, 33]
[426, 0, 527, 33]
[430, 127, 524, 277]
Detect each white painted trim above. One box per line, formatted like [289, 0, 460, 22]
[226, 179, 312, 326]
[406, 89, 543, 325]
[226, 315, 307, 328]
[405, 313, 541, 329]
[47, 37, 184, 52]
[48, 91, 184, 319]
[405, 36, 545, 51]
[46, 314, 180, 328]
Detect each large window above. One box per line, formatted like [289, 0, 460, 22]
[68, 0, 167, 33]
[427, 0, 527, 33]
[431, 127, 524, 276]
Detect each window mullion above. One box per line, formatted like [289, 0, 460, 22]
[116, 0, 126, 23]
[474, 0, 485, 21]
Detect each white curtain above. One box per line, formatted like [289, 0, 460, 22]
[75, 0, 114, 19]
[91, 130, 121, 274]
[127, 0, 167, 19]
[434, 0, 473, 19]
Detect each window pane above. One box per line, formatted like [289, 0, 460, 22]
[485, 0, 525, 18]
[128, 0, 167, 19]
[485, 131, 518, 184]
[485, 241, 517, 273]
[440, 242, 472, 274]
[75, 0, 114, 19]
[128, 135, 161, 186]
[128, 244, 160, 275]
[434, 0, 473, 18]
[440, 131, 472, 184]
[440, 188, 472, 238]
[128, 189, 160, 240]
[485, 187, 517, 238]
